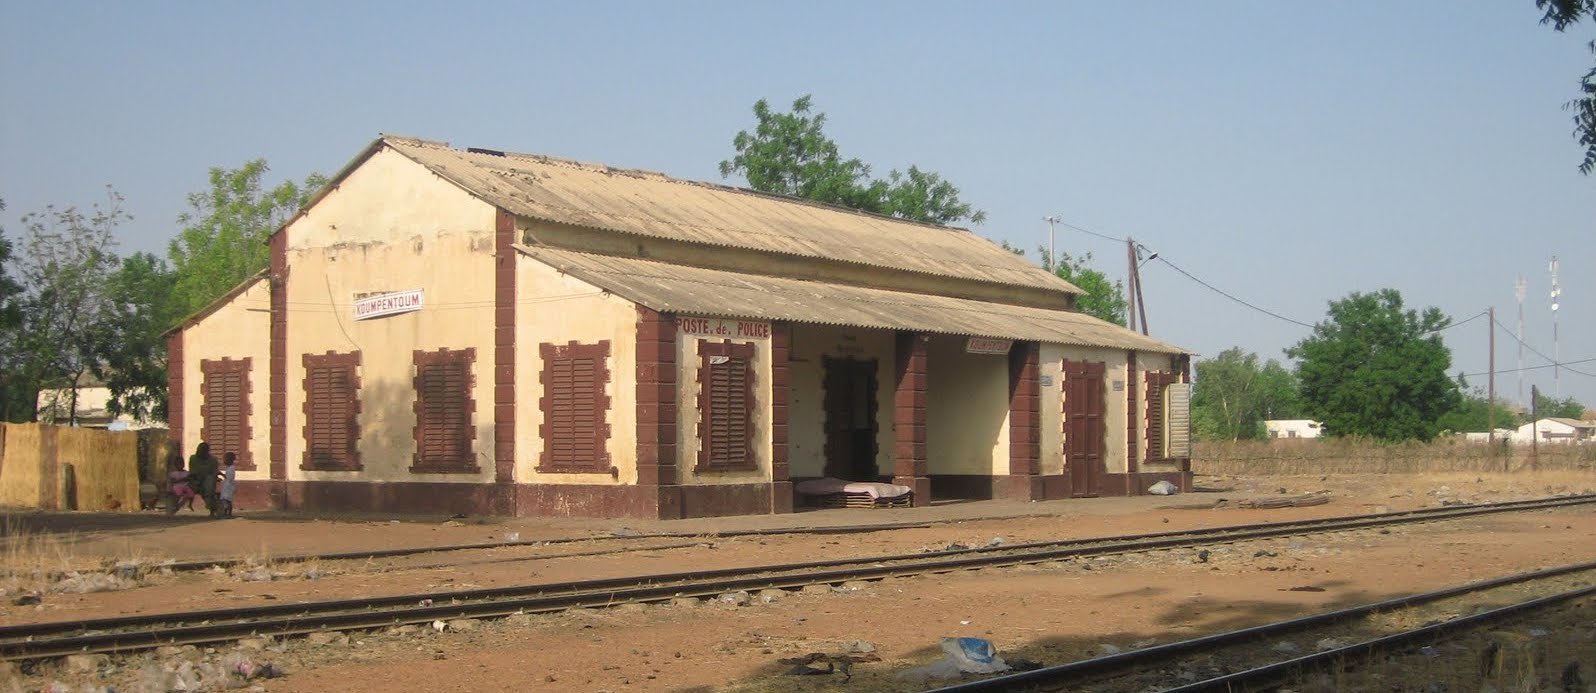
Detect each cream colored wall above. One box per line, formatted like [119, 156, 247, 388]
[1038, 344, 1065, 476]
[524, 221, 1074, 312]
[676, 320, 774, 486]
[786, 325, 896, 479]
[514, 254, 639, 485]
[180, 280, 271, 480]
[1051, 345, 1130, 474]
[281, 146, 499, 483]
[925, 335, 1011, 476]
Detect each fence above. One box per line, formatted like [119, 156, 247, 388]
[1192, 437, 1596, 476]
[0, 423, 157, 511]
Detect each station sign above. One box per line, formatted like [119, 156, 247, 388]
[965, 337, 1013, 355]
[354, 289, 424, 321]
[678, 317, 771, 339]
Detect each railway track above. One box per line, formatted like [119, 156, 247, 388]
[927, 559, 1596, 692]
[3, 493, 1592, 661]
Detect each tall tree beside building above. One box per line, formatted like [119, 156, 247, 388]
[720, 95, 986, 225]
[14, 189, 129, 425]
[1190, 347, 1302, 441]
[1435, 384, 1521, 433]
[98, 252, 180, 421]
[168, 160, 325, 316]
[1288, 289, 1460, 441]
[0, 196, 34, 421]
[1538, 0, 1596, 174]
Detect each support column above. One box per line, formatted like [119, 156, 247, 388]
[267, 231, 288, 510]
[492, 208, 517, 490]
[1001, 341, 1042, 501]
[1125, 350, 1139, 495]
[636, 306, 682, 519]
[893, 331, 931, 506]
[770, 322, 793, 514]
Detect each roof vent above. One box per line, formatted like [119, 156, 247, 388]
[467, 147, 506, 157]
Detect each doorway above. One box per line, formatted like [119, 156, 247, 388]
[1063, 359, 1106, 497]
[822, 357, 879, 481]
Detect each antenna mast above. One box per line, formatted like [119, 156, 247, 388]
[1549, 257, 1561, 399]
[1515, 276, 1526, 406]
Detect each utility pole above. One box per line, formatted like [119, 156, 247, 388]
[1043, 216, 1060, 271]
[1125, 238, 1138, 333]
[1515, 277, 1526, 406]
[1487, 306, 1496, 449]
[1530, 385, 1540, 470]
[1549, 257, 1561, 398]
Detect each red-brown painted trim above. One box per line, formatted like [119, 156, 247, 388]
[493, 207, 516, 484]
[167, 331, 184, 449]
[537, 340, 612, 474]
[1126, 350, 1139, 477]
[199, 357, 255, 470]
[770, 322, 793, 514]
[696, 339, 758, 473]
[892, 331, 930, 505]
[1178, 354, 1193, 472]
[269, 231, 287, 486]
[300, 350, 363, 472]
[1003, 341, 1041, 501]
[636, 306, 681, 519]
[410, 347, 480, 474]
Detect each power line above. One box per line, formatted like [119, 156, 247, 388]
[1493, 315, 1595, 378]
[1458, 356, 1596, 379]
[1432, 310, 1487, 334]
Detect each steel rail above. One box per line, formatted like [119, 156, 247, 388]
[925, 559, 1596, 692]
[3, 494, 1592, 660]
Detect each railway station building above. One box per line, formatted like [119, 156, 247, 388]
[166, 135, 1193, 519]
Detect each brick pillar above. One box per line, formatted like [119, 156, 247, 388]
[1125, 350, 1139, 494]
[893, 331, 930, 506]
[167, 331, 184, 453]
[636, 306, 682, 519]
[492, 208, 517, 489]
[267, 231, 288, 509]
[1001, 341, 1042, 501]
[769, 323, 793, 514]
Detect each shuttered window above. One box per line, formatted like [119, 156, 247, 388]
[538, 341, 611, 473]
[1145, 372, 1179, 461]
[411, 348, 478, 473]
[697, 340, 757, 472]
[301, 351, 361, 471]
[1166, 382, 1192, 459]
[201, 358, 253, 470]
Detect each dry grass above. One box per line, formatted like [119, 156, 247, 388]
[1193, 439, 1596, 476]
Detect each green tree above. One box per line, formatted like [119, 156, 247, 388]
[720, 95, 986, 225]
[1037, 248, 1128, 326]
[1538, 0, 1596, 174]
[0, 196, 34, 421]
[16, 188, 128, 425]
[1435, 387, 1520, 434]
[1288, 289, 1460, 441]
[1190, 347, 1303, 441]
[96, 252, 179, 421]
[1532, 390, 1587, 419]
[168, 160, 325, 316]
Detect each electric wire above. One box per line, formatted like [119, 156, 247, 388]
[1492, 315, 1594, 378]
[1457, 356, 1596, 379]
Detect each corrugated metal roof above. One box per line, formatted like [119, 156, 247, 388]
[519, 246, 1185, 354]
[381, 136, 1082, 296]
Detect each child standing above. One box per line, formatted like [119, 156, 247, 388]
[219, 452, 237, 519]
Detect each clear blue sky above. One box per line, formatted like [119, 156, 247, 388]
[3, 1, 1592, 408]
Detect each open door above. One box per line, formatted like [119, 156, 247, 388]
[822, 357, 879, 481]
[1063, 360, 1106, 497]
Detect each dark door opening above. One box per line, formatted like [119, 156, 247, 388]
[1063, 360, 1107, 497]
[822, 357, 879, 481]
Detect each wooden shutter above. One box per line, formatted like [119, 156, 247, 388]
[200, 358, 253, 470]
[411, 348, 478, 473]
[1166, 382, 1191, 459]
[302, 351, 361, 471]
[1145, 371, 1176, 461]
[539, 341, 611, 473]
[698, 340, 757, 472]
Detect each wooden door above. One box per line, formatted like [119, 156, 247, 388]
[1063, 360, 1106, 497]
[822, 357, 879, 480]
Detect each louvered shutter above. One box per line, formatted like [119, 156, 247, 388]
[539, 342, 611, 473]
[412, 349, 476, 472]
[1146, 378, 1165, 460]
[303, 353, 360, 471]
[1166, 382, 1191, 458]
[698, 341, 757, 472]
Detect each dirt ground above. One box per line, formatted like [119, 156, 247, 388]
[4, 470, 1596, 693]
